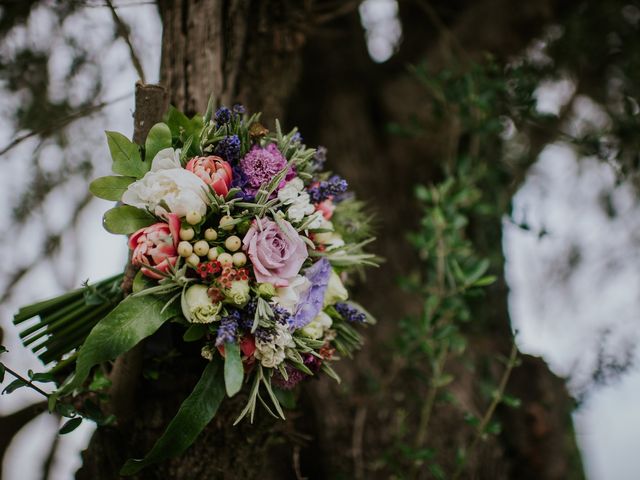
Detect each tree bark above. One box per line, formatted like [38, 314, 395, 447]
[77, 1, 584, 479]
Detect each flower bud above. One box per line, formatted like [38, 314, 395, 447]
[324, 270, 349, 307]
[178, 241, 193, 257]
[257, 282, 276, 298]
[207, 247, 220, 261]
[218, 252, 233, 266]
[204, 228, 218, 241]
[186, 211, 202, 225]
[225, 235, 241, 252]
[186, 254, 200, 267]
[301, 311, 333, 339]
[219, 215, 235, 231]
[193, 240, 210, 256]
[232, 252, 247, 267]
[179, 227, 195, 241]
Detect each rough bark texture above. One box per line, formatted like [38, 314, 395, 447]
[76, 1, 584, 479]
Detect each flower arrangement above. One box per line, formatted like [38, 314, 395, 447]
[12, 103, 378, 474]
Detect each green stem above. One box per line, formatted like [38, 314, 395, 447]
[3, 365, 50, 398]
[451, 343, 519, 480]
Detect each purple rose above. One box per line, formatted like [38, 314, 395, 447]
[242, 217, 308, 287]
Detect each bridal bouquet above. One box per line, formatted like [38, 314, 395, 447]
[12, 103, 378, 473]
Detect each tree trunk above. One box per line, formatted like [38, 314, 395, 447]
[77, 1, 584, 479]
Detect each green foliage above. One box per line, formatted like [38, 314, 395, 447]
[89, 175, 135, 201]
[106, 131, 148, 178]
[56, 294, 179, 397]
[103, 205, 157, 234]
[144, 122, 172, 162]
[120, 359, 225, 476]
[223, 342, 244, 397]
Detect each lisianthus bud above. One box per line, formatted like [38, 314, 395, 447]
[225, 235, 241, 252]
[204, 228, 218, 241]
[186, 211, 202, 225]
[257, 282, 277, 298]
[193, 240, 210, 256]
[232, 252, 247, 267]
[225, 279, 250, 307]
[301, 311, 333, 339]
[324, 270, 348, 307]
[180, 227, 195, 241]
[183, 284, 221, 323]
[218, 252, 233, 266]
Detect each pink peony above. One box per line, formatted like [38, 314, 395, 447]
[128, 213, 181, 279]
[185, 155, 233, 196]
[242, 217, 308, 287]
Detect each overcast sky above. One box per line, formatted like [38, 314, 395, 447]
[1, 1, 638, 479]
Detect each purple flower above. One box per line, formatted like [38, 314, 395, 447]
[214, 135, 241, 163]
[215, 107, 231, 125]
[308, 175, 348, 203]
[242, 217, 308, 287]
[215, 313, 239, 346]
[232, 104, 245, 115]
[239, 144, 295, 196]
[311, 146, 327, 171]
[335, 302, 366, 323]
[272, 364, 307, 390]
[290, 258, 331, 329]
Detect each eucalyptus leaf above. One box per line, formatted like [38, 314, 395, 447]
[89, 176, 135, 201]
[59, 417, 82, 435]
[56, 295, 178, 397]
[103, 205, 157, 235]
[223, 342, 243, 397]
[106, 131, 147, 178]
[120, 360, 225, 476]
[183, 324, 207, 342]
[145, 123, 172, 163]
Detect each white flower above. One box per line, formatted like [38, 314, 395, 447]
[306, 211, 324, 229]
[277, 178, 304, 204]
[277, 178, 314, 222]
[122, 148, 210, 217]
[324, 270, 348, 307]
[182, 284, 221, 323]
[225, 279, 250, 307]
[314, 220, 345, 250]
[273, 275, 311, 312]
[254, 323, 294, 368]
[301, 311, 333, 339]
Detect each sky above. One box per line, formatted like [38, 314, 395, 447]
[1, 1, 639, 479]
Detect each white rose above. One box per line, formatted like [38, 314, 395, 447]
[122, 148, 210, 217]
[324, 270, 348, 307]
[301, 311, 333, 339]
[273, 275, 311, 312]
[182, 284, 221, 323]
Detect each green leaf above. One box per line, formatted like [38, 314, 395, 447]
[0, 363, 4, 383]
[274, 388, 296, 409]
[120, 360, 225, 476]
[89, 176, 136, 201]
[89, 370, 112, 391]
[145, 123, 172, 163]
[223, 342, 243, 397]
[183, 324, 207, 342]
[473, 275, 497, 287]
[106, 131, 147, 178]
[132, 270, 154, 294]
[56, 295, 178, 397]
[59, 417, 82, 435]
[2, 378, 27, 394]
[103, 205, 157, 235]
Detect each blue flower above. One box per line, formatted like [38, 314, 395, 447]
[335, 302, 367, 323]
[214, 135, 241, 163]
[215, 107, 232, 125]
[290, 258, 332, 329]
[308, 175, 348, 203]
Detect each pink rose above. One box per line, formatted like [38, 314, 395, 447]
[185, 155, 233, 196]
[129, 213, 180, 279]
[242, 218, 308, 287]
